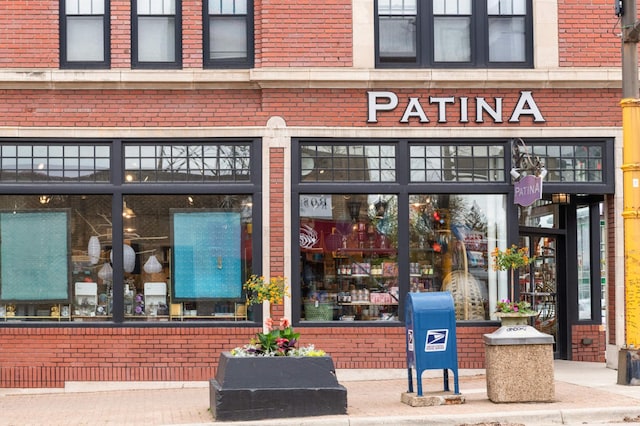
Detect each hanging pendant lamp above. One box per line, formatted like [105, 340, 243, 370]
[110, 244, 136, 273]
[97, 262, 113, 281]
[143, 255, 163, 274]
[87, 236, 101, 265]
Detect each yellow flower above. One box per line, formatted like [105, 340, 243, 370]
[491, 244, 535, 271]
[243, 274, 288, 306]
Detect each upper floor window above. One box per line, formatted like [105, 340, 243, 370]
[204, 0, 254, 68]
[132, 0, 182, 69]
[375, 0, 533, 68]
[60, 0, 110, 69]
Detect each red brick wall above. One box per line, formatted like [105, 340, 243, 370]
[111, 0, 131, 68]
[0, 1, 59, 67]
[255, 0, 353, 67]
[0, 325, 494, 388]
[0, 1, 627, 70]
[0, 88, 623, 128]
[558, 0, 621, 67]
[270, 147, 286, 320]
[183, 0, 203, 68]
[0, 0, 352, 70]
[571, 324, 606, 362]
[0, 322, 605, 387]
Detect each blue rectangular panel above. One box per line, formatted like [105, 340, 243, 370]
[0, 211, 69, 301]
[173, 211, 242, 299]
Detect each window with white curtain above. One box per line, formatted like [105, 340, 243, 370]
[488, 0, 527, 62]
[376, 0, 532, 68]
[132, 0, 182, 68]
[60, 0, 109, 68]
[204, 0, 254, 68]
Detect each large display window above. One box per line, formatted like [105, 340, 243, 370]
[298, 192, 507, 322]
[408, 194, 507, 320]
[0, 139, 260, 323]
[294, 140, 512, 323]
[300, 194, 399, 322]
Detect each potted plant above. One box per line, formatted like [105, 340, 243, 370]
[491, 244, 536, 324]
[209, 276, 347, 421]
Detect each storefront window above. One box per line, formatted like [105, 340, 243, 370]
[409, 194, 507, 320]
[124, 143, 251, 183]
[530, 143, 604, 183]
[0, 143, 110, 182]
[409, 144, 505, 182]
[518, 199, 558, 228]
[121, 195, 253, 321]
[0, 194, 112, 321]
[300, 144, 396, 182]
[577, 206, 592, 320]
[0, 139, 259, 323]
[299, 194, 399, 322]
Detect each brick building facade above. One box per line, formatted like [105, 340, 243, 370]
[0, 0, 622, 387]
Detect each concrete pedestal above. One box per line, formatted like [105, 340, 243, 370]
[617, 348, 640, 385]
[484, 325, 555, 403]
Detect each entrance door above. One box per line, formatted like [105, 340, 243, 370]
[519, 234, 565, 358]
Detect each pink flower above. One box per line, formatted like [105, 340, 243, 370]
[280, 318, 290, 329]
[276, 337, 289, 346]
[265, 317, 274, 330]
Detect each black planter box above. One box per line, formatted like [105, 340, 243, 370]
[210, 352, 347, 421]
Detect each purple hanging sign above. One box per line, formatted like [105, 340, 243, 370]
[514, 175, 543, 206]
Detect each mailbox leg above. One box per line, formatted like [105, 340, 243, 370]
[407, 367, 414, 393]
[443, 369, 450, 392]
[416, 368, 424, 397]
[454, 370, 460, 395]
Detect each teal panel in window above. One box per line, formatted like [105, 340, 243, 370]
[172, 211, 242, 299]
[0, 211, 70, 301]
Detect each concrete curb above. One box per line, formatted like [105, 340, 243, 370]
[189, 407, 640, 426]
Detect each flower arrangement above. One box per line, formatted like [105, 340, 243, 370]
[134, 293, 145, 315]
[231, 317, 326, 357]
[491, 244, 535, 303]
[495, 299, 535, 314]
[491, 244, 534, 272]
[243, 274, 288, 306]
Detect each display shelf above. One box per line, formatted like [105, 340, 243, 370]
[0, 303, 73, 322]
[169, 302, 247, 321]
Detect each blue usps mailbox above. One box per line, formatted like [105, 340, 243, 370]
[405, 291, 460, 396]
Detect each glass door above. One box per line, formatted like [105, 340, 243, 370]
[519, 235, 561, 355]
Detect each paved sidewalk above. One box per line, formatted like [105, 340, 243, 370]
[1, 361, 639, 425]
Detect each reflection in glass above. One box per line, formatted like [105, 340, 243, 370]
[409, 194, 507, 320]
[299, 194, 399, 322]
[577, 207, 592, 320]
[300, 144, 396, 182]
[122, 195, 253, 321]
[0, 194, 254, 322]
[518, 199, 557, 229]
[0, 195, 112, 321]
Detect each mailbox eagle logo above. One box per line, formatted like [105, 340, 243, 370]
[424, 329, 448, 352]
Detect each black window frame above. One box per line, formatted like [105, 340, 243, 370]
[291, 137, 614, 327]
[131, 0, 183, 70]
[60, 0, 111, 69]
[0, 137, 263, 326]
[374, 0, 534, 69]
[203, 0, 254, 69]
